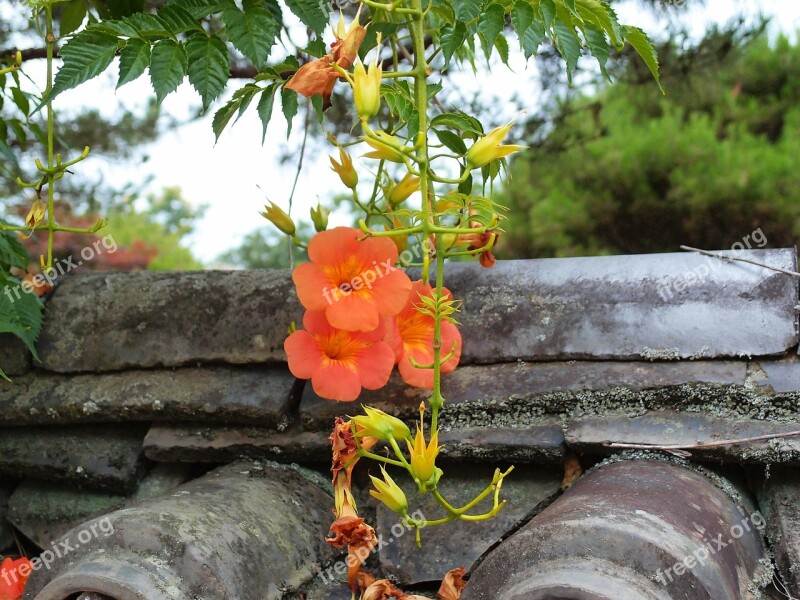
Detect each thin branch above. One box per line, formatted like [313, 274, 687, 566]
[680, 245, 800, 278]
[604, 429, 800, 456]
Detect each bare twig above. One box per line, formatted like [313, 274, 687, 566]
[680, 245, 800, 278]
[604, 429, 800, 457]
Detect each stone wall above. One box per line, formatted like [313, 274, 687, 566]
[2, 248, 800, 599]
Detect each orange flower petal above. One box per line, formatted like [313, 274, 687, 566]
[284, 330, 324, 379]
[308, 226, 363, 264]
[285, 58, 339, 98]
[399, 347, 435, 389]
[312, 361, 362, 401]
[357, 342, 396, 390]
[438, 567, 467, 600]
[326, 292, 381, 332]
[370, 268, 413, 317]
[293, 262, 334, 312]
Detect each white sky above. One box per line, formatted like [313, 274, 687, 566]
[11, 0, 800, 263]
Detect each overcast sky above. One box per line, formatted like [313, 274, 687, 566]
[23, 0, 800, 263]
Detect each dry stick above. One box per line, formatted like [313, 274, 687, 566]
[680, 245, 800, 278]
[605, 429, 800, 454]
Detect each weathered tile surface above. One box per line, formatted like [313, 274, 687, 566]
[0, 479, 12, 551]
[439, 423, 566, 463]
[300, 361, 748, 430]
[567, 410, 800, 463]
[755, 467, 800, 597]
[440, 249, 798, 363]
[376, 465, 561, 585]
[0, 334, 30, 377]
[0, 424, 149, 493]
[143, 423, 330, 463]
[36, 270, 302, 372]
[7, 464, 193, 547]
[0, 366, 296, 427]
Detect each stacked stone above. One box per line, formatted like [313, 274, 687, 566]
[0, 250, 799, 598]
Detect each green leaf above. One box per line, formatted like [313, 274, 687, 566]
[257, 83, 277, 143]
[454, 0, 481, 22]
[584, 23, 610, 80]
[10, 87, 29, 116]
[93, 19, 140, 37]
[43, 29, 119, 108]
[440, 21, 467, 69]
[171, 0, 221, 19]
[222, 0, 279, 67]
[117, 37, 151, 88]
[576, 0, 621, 46]
[495, 33, 510, 66]
[624, 25, 663, 92]
[0, 232, 30, 270]
[0, 275, 43, 361]
[539, 0, 556, 29]
[149, 39, 188, 104]
[60, 0, 88, 36]
[521, 18, 546, 59]
[186, 32, 229, 111]
[360, 23, 398, 59]
[431, 111, 484, 136]
[433, 128, 467, 154]
[553, 20, 582, 82]
[281, 86, 298, 138]
[478, 2, 506, 60]
[511, 1, 535, 39]
[124, 13, 171, 37]
[284, 0, 327, 34]
[212, 97, 239, 141]
[157, 4, 204, 34]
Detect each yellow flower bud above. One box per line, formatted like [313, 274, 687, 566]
[25, 199, 46, 228]
[363, 131, 407, 163]
[465, 122, 526, 169]
[407, 429, 440, 485]
[15, 50, 22, 67]
[329, 147, 358, 189]
[369, 467, 408, 515]
[352, 58, 382, 121]
[351, 406, 411, 442]
[386, 172, 420, 206]
[310, 203, 330, 232]
[260, 201, 295, 236]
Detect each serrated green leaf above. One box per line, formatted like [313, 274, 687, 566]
[624, 25, 663, 92]
[171, 0, 221, 19]
[431, 111, 484, 136]
[521, 17, 546, 59]
[360, 23, 398, 59]
[60, 0, 87, 36]
[149, 39, 188, 104]
[561, 0, 582, 21]
[92, 19, 140, 37]
[433, 128, 467, 154]
[11, 87, 29, 116]
[495, 33, 510, 65]
[576, 0, 621, 46]
[108, 0, 144, 19]
[281, 86, 298, 137]
[157, 4, 203, 34]
[233, 84, 260, 119]
[186, 33, 229, 110]
[553, 20, 582, 82]
[478, 3, 505, 60]
[511, 1, 534, 39]
[584, 23, 610, 80]
[0, 277, 43, 361]
[284, 0, 327, 34]
[124, 13, 171, 37]
[222, 0, 279, 67]
[212, 97, 239, 141]
[539, 0, 556, 29]
[257, 83, 277, 143]
[0, 232, 30, 270]
[305, 37, 326, 58]
[42, 29, 119, 108]
[117, 37, 151, 88]
[440, 21, 467, 69]
[454, 0, 481, 22]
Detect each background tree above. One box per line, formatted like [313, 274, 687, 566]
[498, 23, 800, 258]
